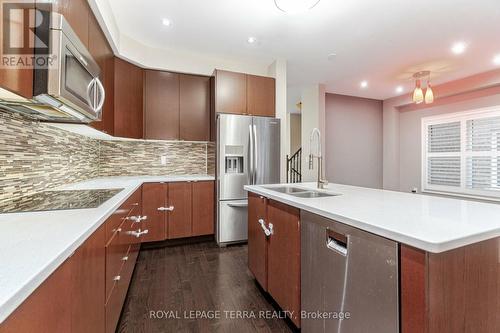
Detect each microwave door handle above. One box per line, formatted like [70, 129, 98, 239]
[87, 78, 96, 111]
[94, 77, 106, 113]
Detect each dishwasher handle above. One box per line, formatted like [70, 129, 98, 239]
[326, 229, 348, 256]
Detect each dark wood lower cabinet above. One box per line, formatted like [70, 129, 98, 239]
[71, 225, 106, 333]
[401, 238, 500, 333]
[141, 181, 215, 241]
[192, 181, 215, 236]
[0, 259, 72, 333]
[167, 182, 193, 239]
[142, 183, 167, 242]
[0, 182, 216, 332]
[247, 194, 301, 328]
[248, 192, 269, 290]
[267, 200, 301, 328]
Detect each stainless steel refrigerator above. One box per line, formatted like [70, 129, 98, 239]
[216, 114, 281, 245]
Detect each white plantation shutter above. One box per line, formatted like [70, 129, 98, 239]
[465, 116, 500, 192]
[422, 107, 500, 199]
[427, 157, 461, 186]
[425, 122, 461, 188]
[428, 122, 461, 153]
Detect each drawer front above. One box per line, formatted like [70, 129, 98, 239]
[105, 187, 142, 242]
[105, 279, 128, 333]
[105, 227, 130, 301]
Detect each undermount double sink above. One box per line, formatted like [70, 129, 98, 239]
[264, 186, 340, 198]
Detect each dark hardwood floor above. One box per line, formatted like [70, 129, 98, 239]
[117, 242, 296, 333]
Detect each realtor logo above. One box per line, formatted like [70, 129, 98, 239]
[1, 0, 53, 68]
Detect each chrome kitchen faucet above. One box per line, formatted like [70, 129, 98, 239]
[309, 128, 328, 189]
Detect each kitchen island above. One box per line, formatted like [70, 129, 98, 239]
[245, 182, 500, 333]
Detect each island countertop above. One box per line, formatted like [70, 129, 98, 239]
[244, 182, 500, 253]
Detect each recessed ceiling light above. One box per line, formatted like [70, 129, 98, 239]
[451, 42, 467, 55]
[360, 80, 368, 88]
[247, 37, 257, 44]
[274, 0, 321, 14]
[162, 18, 172, 26]
[396, 86, 404, 93]
[493, 54, 500, 65]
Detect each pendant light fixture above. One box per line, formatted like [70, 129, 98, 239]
[274, 0, 321, 14]
[412, 71, 434, 105]
[425, 81, 434, 104]
[413, 79, 424, 104]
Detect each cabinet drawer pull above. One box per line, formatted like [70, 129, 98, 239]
[113, 275, 121, 281]
[131, 203, 139, 206]
[258, 219, 273, 237]
[126, 215, 148, 223]
[122, 256, 129, 261]
[126, 229, 149, 238]
[157, 206, 174, 212]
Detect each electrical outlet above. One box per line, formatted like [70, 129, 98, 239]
[160, 155, 167, 165]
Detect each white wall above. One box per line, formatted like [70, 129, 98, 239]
[289, 114, 301, 154]
[267, 59, 288, 183]
[301, 85, 326, 182]
[382, 98, 401, 190]
[90, 1, 272, 77]
[325, 94, 383, 189]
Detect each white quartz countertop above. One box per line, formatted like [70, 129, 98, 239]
[0, 175, 214, 323]
[245, 182, 500, 254]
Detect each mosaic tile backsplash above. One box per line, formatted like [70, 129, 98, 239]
[0, 111, 214, 204]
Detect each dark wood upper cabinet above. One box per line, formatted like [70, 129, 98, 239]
[0, 1, 34, 98]
[167, 182, 192, 239]
[114, 58, 144, 139]
[214, 70, 275, 117]
[88, 14, 115, 135]
[192, 181, 215, 236]
[248, 192, 269, 291]
[214, 70, 247, 115]
[144, 70, 180, 140]
[53, 0, 90, 48]
[179, 74, 211, 141]
[247, 74, 275, 117]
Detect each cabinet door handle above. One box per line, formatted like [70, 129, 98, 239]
[113, 275, 121, 281]
[122, 256, 129, 261]
[258, 219, 273, 237]
[157, 206, 175, 211]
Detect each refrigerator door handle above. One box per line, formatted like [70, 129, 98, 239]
[248, 124, 254, 185]
[253, 124, 258, 185]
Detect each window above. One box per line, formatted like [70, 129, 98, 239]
[422, 107, 500, 200]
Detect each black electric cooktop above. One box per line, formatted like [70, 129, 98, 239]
[0, 188, 123, 214]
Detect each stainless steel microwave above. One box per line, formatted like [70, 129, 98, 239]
[0, 12, 104, 123]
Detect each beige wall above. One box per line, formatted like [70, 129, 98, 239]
[325, 93, 383, 189]
[289, 114, 301, 154]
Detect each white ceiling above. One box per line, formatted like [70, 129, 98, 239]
[106, 0, 500, 100]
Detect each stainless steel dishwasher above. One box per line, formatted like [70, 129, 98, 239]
[301, 211, 399, 333]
